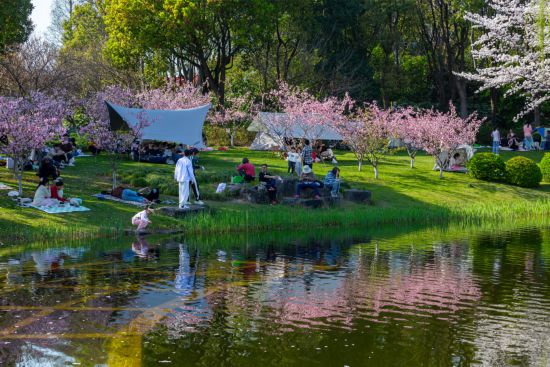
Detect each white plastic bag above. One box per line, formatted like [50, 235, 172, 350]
[215, 183, 227, 193]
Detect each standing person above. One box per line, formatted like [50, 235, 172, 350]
[259, 164, 281, 204]
[174, 149, 196, 209]
[301, 139, 313, 168]
[236, 158, 256, 182]
[189, 148, 204, 205]
[523, 122, 534, 150]
[132, 207, 153, 233]
[287, 147, 299, 174]
[324, 167, 341, 198]
[295, 147, 303, 175]
[491, 127, 501, 154]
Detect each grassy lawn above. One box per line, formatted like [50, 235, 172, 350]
[0, 148, 549, 243]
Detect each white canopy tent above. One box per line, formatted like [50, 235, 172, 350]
[248, 112, 342, 150]
[106, 102, 211, 148]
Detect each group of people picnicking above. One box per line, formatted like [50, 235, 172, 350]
[228, 139, 342, 205]
[491, 123, 550, 154]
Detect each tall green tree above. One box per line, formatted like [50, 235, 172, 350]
[0, 0, 33, 52]
[104, 0, 273, 106]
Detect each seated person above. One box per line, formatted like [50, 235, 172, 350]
[51, 145, 69, 164]
[449, 152, 464, 170]
[507, 131, 521, 151]
[32, 178, 59, 207]
[295, 165, 322, 199]
[37, 157, 59, 180]
[88, 141, 101, 155]
[323, 167, 341, 198]
[237, 158, 255, 182]
[259, 164, 281, 204]
[50, 179, 69, 203]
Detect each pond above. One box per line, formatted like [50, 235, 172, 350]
[0, 224, 549, 366]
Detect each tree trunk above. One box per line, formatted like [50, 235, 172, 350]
[439, 167, 444, 179]
[410, 157, 415, 168]
[534, 107, 541, 126]
[112, 159, 118, 190]
[230, 132, 235, 147]
[456, 78, 468, 118]
[358, 159, 362, 172]
[373, 164, 379, 179]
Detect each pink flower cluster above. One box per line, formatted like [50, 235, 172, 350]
[0, 92, 70, 193]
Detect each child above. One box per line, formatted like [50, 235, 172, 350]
[132, 207, 153, 232]
[287, 147, 299, 174]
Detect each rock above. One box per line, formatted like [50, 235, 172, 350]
[343, 189, 372, 203]
[157, 205, 211, 218]
[281, 197, 340, 209]
[241, 185, 270, 204]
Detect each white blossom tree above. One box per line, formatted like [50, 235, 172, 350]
[458, 0, 550, 118]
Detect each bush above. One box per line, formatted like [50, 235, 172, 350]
[505, 156, 542, 188]
[540, 153, 550, 182]
[467, 153, 506, 182]
[131, 177, 148, 187]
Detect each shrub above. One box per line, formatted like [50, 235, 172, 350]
[505, 156, 542, 188]
[540, 153, 550, 182]
[131, 177, 148, 187]
[467, 153, 506, 182]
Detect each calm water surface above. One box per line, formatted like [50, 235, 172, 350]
[0, 226, 549, 366]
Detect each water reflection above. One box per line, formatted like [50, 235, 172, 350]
[0, 225, 548, 366]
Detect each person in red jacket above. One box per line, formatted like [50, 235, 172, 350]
[236, 157, 256, 182]
[50, 179, 68, 203]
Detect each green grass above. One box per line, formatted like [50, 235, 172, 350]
[0, 148, 549, 243]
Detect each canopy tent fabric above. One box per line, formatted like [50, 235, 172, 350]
[248, 112, 342, 150]
[433, 144, 475, 172]
[106, 102, 211, 147]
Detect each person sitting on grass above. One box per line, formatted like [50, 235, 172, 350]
[50, 179, 69, 203]
[237, 158, 256, 182]
[37, 157, 59, 180]
[32, 178, 59, 207]
[324, 167, 341, 198]
[259, 164, 282, 205]
[295, 165, 322, 199]
[131, 206, 154, 233]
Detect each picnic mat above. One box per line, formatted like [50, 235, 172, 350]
[0, 183, 13, 190]
[25, 204, 90, 214]
[75, 154, 93, 157]
[93, 194, 147, 207]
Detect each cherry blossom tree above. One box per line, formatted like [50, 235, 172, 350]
[208, 93, 255, 147]
[337, 103, 392, 178]
[80, 86, 148, 189]
[0, 92, 69, 194]
[416, 104, 483, 178]
[269, 82, 351, 147]
[81, 84, 210, 188]
[389, 106, 424, 169]
[458, 0, 550, 118]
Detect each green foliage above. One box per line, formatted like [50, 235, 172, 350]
[505, 156, 543, 188]
[204, 124, 255, 147]
[467, 153, 506, 182]
[0, 0, 33, 52]
[540, 153, 550, 182]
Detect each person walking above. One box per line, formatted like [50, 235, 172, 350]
[491, 127, 500, 154]
[174, 149, 196, 209]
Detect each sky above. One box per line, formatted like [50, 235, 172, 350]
[31, 0, 54, 36]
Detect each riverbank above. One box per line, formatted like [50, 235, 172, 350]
[1, 148, 549, 243]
